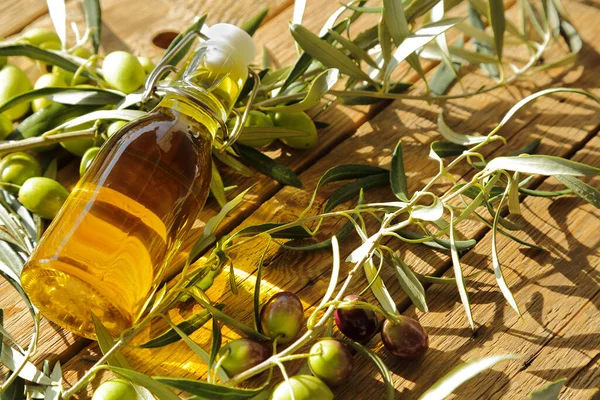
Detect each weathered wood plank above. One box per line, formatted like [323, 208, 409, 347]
[0, 0, 47, 39]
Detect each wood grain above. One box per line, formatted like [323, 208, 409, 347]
[0, 0, 47, 38]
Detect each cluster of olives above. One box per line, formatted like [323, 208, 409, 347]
[335, 295, 429, 359]
[236, 110, 318, 150]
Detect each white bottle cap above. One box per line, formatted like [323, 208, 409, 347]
[205, 23, 257, 66]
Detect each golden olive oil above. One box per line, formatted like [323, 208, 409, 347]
[21, 24, 255, 338]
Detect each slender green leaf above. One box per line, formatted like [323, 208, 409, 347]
[155, 377, 263, 399]
[529, 378, 567, 400]
[364, 257, 397, 315]
[0, 44, 94, 78]
[429, 37, 464, 95]
[44, 362, 62, 400]
[395, 229, 476, 251]
[384, 18, 463, 82]
[0, 345, 53, 385]
[0, 87, 123, 115]
[438, 111, 486, 145]
[83, 0, 102, 53]
[390, 254, 427, 312]
[236, 223, 311, 239]
[327, 29, 379, 68]
[510, 139, 541, 156]
[47, 0, 67, 48]
[555, 175, 600, 208]
[241, 8, 269, 36]
[261, 68, 339, 112]
[43, 159, 58, 180]
[339, 81, 411, 105]
[317, 164, 389, 191]
[239, 127, 308, 141]
[487, 0, 505, 60]
[210, 161, 227, 208]
[419, 354, 517, 400]
[411, 196, 443, 221]
[138, 307, 220, 348]
[485, 155, 600, 177]
[390, 140, 409, 201]
[431, 141, 467, 158]
[507, 174, 521, 215]
[213, 150, 252, 176]
[91, 313, 130, 368]
[290, 23, 374, 83]
[1, 376, 24, 400]
[340, 340, 395, 400]
[449, 212, 474, 328]
[108, 367, 180, 400]
[236, 145, 302, 188]
[13, 103, 97, 140]
[209, 319, 222, 372]
[318, 236, 340, 309]
[518, 187, 572, 198]
[55, 109, 146, 131]
[324, 173, 390, 212]
[467, 4, 500, 78]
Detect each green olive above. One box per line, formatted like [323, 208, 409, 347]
[60, 122, 102, 156]
[106, 120, 128, 137]
[271, 111, 318, 149]
[0, 65, 32, 121]
[0, 113, 13, 140]
[52, 47, 91, 85]
[270, 375, 333, 400]
[218, 338, 271, 376]
[80, 146, 100, 176]
[236, 110, 274, 148]
[137, 56, 155, 74]
[308, 339, 354, 386]
[260, 292, 304, 345]
[32, 73, 67, 112]
[0, 152, 41, 192]
[20, 27, 60, 46]
[103, 51, 145, 94]
[91, 379, 137, 400]
[18, 177, 69, 219]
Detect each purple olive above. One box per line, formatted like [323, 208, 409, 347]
[260, 292, 303, 345]
[381, 316, 428, 360]
[308, 339, 353, 386]
[334, 295, 379, 343]
[218, 338, 271, 376]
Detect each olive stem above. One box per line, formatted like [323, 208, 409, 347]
[0, 129, 97, 154]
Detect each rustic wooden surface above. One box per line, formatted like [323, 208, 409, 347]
[1, 0, 599, 399]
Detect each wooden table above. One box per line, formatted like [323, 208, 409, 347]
[1, 0, 599, 398]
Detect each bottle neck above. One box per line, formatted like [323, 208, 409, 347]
[158, 90, 222, 140]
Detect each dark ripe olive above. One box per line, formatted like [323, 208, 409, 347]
[381, 316, 428, 360]
[260, 291, 303, 345]
[92, 379, 137, 400]
[217, 338, 270, 376]
[270, 375, 333, 400]
[18, 177, 69, 219]
[0, 152, 41, 191]
[308, 339, 353, 386]
[334, 295, 379, 343]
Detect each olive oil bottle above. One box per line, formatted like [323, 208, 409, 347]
[21, 24, 256, 338]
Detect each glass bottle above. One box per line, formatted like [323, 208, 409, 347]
[20, 24, 256, 339]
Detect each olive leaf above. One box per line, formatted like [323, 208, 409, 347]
[0, 87, 123, 115]
[0, 376, 24, 400]
[390, 253, 427, 312]
[555, 175, 600, 208]
[236, 223, 311, 240]
[91, 313, 131, 368]
[210, 161, 228, 208]
[327, 29, 379, 68]
[429, 37, 464, 96]
[316, 164, 389, 192]
[44, 362, 62, 400]
[154, 377, 263, 399]
[467, 4, 500, 78]
[54, 109, 146, 131]
[13, 103, 98, 139]
[0, 345, 53, 385]
[260, 68, 339, 112]
[0, 44, 94, 79]
[238, 127, 311, 140]
[138, 307, 219, 349]
[364, 256, 398, 315]
[241, 8, 269, 36]
[383, 18, 463, 83]
[47, 0, 67, 48]
[236, 144, 303, 188]
[418, 354, 517, 400]
[529, 378, 567, 400]
[83, 0, 102, 53]
[390, 140, 409, 201]
[487, 0, 506, 60]
[290, 23, 374, 83]
[449, 211, 474, 329]
[323, 172, 390, 212]
[395, 229, 477, 251]
[339, 82, 411, 105]
[485, 155, 600, 177]
[411, 196, 443, 221]
[107, 367, 180, 400]
[208, 319, 222, 377]
[437, 111, 486, 145]
[431, 141, 468, 158]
